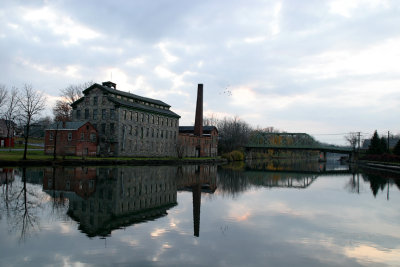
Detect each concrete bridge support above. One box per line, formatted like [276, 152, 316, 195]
[319, 151, 327, 162]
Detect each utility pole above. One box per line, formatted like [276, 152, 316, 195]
[357, 132, 361, 152]
[388, 131, 390, 152]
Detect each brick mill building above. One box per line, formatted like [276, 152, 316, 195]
[178, 84, 218, 157]
[70, 81, 180, 157]
[44, 121, 98, 156]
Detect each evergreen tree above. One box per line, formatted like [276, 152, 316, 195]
[368, 130, 383, 154]
[393, 139, 400, 156]
[380, 137, 388, 154]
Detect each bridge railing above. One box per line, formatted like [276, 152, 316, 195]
[246, 132, 353, 152]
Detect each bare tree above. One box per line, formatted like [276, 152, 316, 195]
[217, 116, 253, 153]
[4, 87, 19, 151]
[345, 132, 359, 151]
[17, 84, 46, 160]
[203, 114, 219, 127]
[0, 84, 8, 111]
[53, 100, 72, 122]
[60, 81, 92, 105]
[50, 82, 91, 159]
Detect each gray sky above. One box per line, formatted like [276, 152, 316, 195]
[1, 0, 399, 144]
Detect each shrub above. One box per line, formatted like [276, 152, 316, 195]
[222, 150, 245, 162]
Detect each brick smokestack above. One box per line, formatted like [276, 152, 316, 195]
[194, 84, 203, 136]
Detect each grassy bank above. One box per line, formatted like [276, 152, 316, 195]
[0, 149, 224, 166]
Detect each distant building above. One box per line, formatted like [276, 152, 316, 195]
[71, 81, 180, 157]
[0, 119, 16, 147]
[178, 84, 218, 157]
[178, 126, 218, 157]
[44, 121, 98, 156]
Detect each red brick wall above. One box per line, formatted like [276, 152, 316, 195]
[44, 122, 98, 156]
[178, 129, 218, 157]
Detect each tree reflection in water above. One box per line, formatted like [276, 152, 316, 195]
[0, 168, 44, 242]
[0, 162, 399, 244]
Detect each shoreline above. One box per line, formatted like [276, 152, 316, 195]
[0, 157, 227, 167]
[356, 160, 400, 173]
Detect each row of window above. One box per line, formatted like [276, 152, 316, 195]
[76, 108, 177, 127]
[49, 132, 96, 142]
[121, 139, 176, 154]
[122, 124, 177, 139]
[122, 109, 177, 127]
[94, 122, 177, 141]
[76, 109, 115, 120]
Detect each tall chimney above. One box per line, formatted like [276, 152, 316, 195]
[194, 84, 203, 136]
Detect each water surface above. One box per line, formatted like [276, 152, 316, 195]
[0, 161, 399, 266]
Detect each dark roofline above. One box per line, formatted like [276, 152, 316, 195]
[109, 97, 180, 118]
[179, 126, 218, 133]
[82, 83, 171, 108]
[46, 121, 92, 130]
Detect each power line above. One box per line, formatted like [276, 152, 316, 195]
[310, 133, 350, 136]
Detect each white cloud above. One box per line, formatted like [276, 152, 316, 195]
[329, 0, 390, 17]
[1, 0, 399, 142]
[22, 6, 101, 45]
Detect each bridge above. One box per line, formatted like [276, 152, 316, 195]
[246, 132, 354, 160]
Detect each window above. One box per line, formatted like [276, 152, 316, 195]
[81, 133, 85, 140]
[102, 109, 106, 119]
[93, 96, 98, 105]
[93, 109, 98, 120]
[123, 110, 127, 120]
[85, 109, 89, 119]
[129, 125, 132, 135]
[68, 132, 72, 141]
[129, 111, 132, 120]
[76, 110, 81, 119]
[92, 123, 97, 130]
[110, 109, 115, 119]
[101, 123, 106, 134]
[49, 132, 54, 140]
[90, 133, 96, 142]
[110, 123, 114, 133]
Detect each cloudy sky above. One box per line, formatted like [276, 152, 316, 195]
[1, 0, 399, 144]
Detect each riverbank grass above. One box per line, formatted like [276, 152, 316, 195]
[0, 150, 221, 162]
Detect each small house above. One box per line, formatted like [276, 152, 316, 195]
[0, 119, 16, 147]
[45, 121, 98, 156]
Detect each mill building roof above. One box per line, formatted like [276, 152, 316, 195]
[46, 121, 91, 130]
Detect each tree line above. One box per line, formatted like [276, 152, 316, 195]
[367, 130, 400, 156]
[204, 115, 280, 154]
[0, 82, 93, 160]
[0, 84, 46, 159]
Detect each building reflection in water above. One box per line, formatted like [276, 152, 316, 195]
[177, 165, 217, 237]
[42, 165, 217, 238]
[40, 162, 400, 239]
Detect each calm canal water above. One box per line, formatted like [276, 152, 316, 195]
[0, 160, 399, 266]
